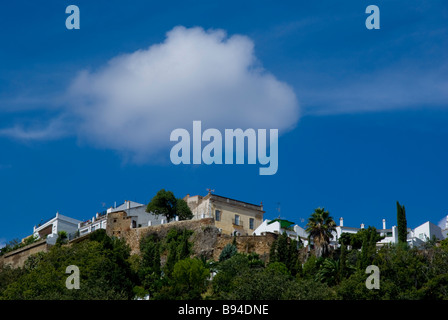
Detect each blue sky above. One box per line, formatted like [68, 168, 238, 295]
[0, 0, 447, 245]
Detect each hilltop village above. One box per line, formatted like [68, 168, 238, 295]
[1, 190, 447, 269]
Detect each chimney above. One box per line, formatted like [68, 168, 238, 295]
[126, 200, 130, 210]
[361, 223, 365, 229]
[382, 219, 386, 230]
[339, 217, 344, 227]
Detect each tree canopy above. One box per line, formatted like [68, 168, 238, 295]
[306, 208, 336, 258]
[146, 189, 193, 222]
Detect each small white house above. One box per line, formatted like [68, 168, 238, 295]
[33, 212, 81, 245]
[407, 221, 444, 247]
[107, 200, 165, 227]
[253, 218, 308, 245]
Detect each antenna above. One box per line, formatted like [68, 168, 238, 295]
[206, 188, 215, 194]
[276, 202, 281, 219]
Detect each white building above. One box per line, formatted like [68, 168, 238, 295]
[407, 221, 444, 247]
[78, 200, 165, 237]
[332, 217, 445, 249]
[332, 217, 399, 248]
[33, 212, 81, 245]
[253, 218, 308, 245]
[78, 211, 108, 237]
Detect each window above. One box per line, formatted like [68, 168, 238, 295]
[215, 210, 221, 221]
[249, 218, 254, 230]
[235, 215, 240, 226]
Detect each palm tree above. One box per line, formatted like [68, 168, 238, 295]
[306, 207, 336, 258]
[315, 258, 340, 286]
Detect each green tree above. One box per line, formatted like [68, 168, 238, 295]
[55, 231, 68, 246]
[146, 189, 193, 222]
[268, 233, 299, 275]
[299, 255, 322, 280]
[146, 189, 177, 222]
[228, 267, 294, 300]
[276, 232, 289, 263]
[288, 278, 337, 300]
[306, 208, 336, 258]
[162, 228, 193, 277]
[1, 233, 137, 300]
[397, 201, 408, 244]
[315, 258, 341, 286]
[219, 243, 237, 262]
[155, 258, 209, 300]
[176, 198, 194, 221]
[358, 226, 384, 270]
[269, 239, 277, 263]
[339, 242, 348, 279]
[139, 233, 162, 295]
[212, 254, 251, 297]
[177, 229, 192, 260]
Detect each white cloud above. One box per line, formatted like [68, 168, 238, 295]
[301, 63, 448, 116]
[0, 26, 300, 163]
[0, 116, 69, 141]
[66, 26, 299, 162]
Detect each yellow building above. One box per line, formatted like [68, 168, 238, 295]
[184, 192, 264, 236]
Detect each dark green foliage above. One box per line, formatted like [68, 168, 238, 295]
[154, 258, 209, 300]
[139, 233, 162, 295]
[276, 232, 289, 263]
[299, 255, 322, 280]
[146, 189, 193, 222]
[358, 226, 384, 270]
[0, 265, 26, 297]
[219, 243, 237, 262]
[269, 232, 299, 275]
[163, 228, 193, 277]
[3, 218, 448, 300]
[269, 239, 277, 263]
[306, 208, 336, 258]
[0, 232, 137, 300]
[397, 201, 408, 244]
[55, 231, 68, 246]
[315, 258, 341, 286]
[227, 267, 293, 300]
[224, 262, 336, 300]
[212, 253, 251, 297]
[178, 229, 191, 260]
[175, 198, 194, 221]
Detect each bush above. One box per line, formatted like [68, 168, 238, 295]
[154, 258, 209, 300]
[219, 243, 237, 262]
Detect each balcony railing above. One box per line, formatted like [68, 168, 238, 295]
[79, 220, 92, 227]
[232, 219, 243, 227]
[36, 216, 55, 228]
